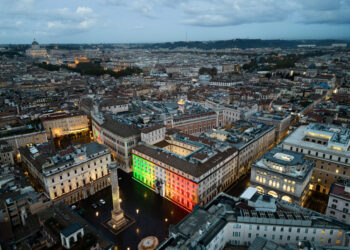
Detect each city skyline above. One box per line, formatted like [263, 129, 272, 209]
[1, 0, 350, 44]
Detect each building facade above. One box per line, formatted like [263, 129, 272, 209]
[0, 129, 48, 156]
[164, 111, 218, 135]
[326, 178, 350, 224]
[40, 111, 89, 139]
[91, 113, 140, 173]
[132, 133, 238, 211]
[0, 141, 14, 165]
[19, 142, 112, 205]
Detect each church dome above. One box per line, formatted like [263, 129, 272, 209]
[32, 39, 39, 45]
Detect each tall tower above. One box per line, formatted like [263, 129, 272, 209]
[107, 162, 127, 229]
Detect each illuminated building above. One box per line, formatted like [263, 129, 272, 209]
[132, 132, 238, 211]
[250, 148, 314, 205]
[68, 57, 90, 68]
[19, 142, 112, 205]
[26, 39, 48, 58]
[282, 123, 350, 194]
[159, 192, 350, 249]
[40, 111, 89, 138]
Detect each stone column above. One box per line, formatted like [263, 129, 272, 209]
[109, 163, 121, 212]
[108, 162, 126, 229]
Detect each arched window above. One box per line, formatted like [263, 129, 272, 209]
[267, 190, 278, 198]
[256, 186, 264, 194]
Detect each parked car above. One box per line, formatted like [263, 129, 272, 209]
[71, 205, 77, 210]
[98, 199, 106, 206]
[92, 203, 98, 209]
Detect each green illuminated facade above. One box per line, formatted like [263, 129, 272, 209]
[133, 155, 156, 189]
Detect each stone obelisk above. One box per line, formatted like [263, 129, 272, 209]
[107, 163, 127, 229]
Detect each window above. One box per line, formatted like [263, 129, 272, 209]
[60, 176, 62, 180]
[52, 178, 54, 183]
[273, 227, 276, 231]
[297, 228, 300, 233]
[248, 233, 251, 238]
[287, 236, 290, 240]
[279, 235, 283, 240]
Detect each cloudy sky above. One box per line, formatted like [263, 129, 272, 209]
[1, 0, 350, 44]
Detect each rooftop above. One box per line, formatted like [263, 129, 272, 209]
[251, 111, 291, 121]
[158, 192, 350, 249]
[133, 132, 237, 178]
[253, 148, 314, 179]
[203, 120, 275, 150]
[19, 142, 110, 177]
[283, 124, 350, 157]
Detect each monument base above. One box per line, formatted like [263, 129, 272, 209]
[107, 210, 128, 229]
[103, 210, 135, 235]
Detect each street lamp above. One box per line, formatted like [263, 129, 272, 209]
[165, 218, 168, 222]
[96, 211, 99, 217]
[136, 209, 139, 214]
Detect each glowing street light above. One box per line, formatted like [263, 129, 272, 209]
[165, 218, 168, 222]
[136, 209, 139, 214]
[95, 211, 99, 217]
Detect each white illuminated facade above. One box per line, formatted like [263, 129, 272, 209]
[250, 148, 314, 205]
[20, 142, 112, 205]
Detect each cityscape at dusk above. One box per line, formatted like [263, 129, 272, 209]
[1, 0, 350, 250]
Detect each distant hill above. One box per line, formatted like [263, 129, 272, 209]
[135, 39, 349, 50]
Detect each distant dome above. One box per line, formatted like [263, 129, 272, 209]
[178, 99, 186, 105]
[32, 39, 39, 45]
